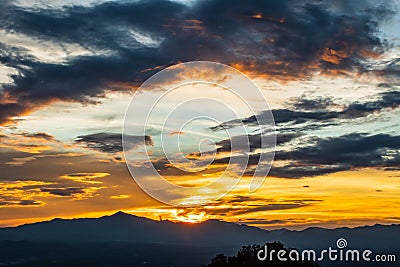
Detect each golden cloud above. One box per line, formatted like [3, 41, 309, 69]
[60, 172, 110, 184]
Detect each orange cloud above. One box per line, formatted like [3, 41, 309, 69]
[0, 131, 60, 154]
[251, 13, 263, 19]
[0, 180, 52, 208]
[5, 152, 82, 166]
[321, 48, 349, 64]
[60, 172, 110, 184]
[109, 194, 131, 199]
[169, 131, 185, 135]
[182, 19, 206, 32]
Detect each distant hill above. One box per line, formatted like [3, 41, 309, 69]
[0, 212, 398, 266]
[0, 211, 269, 246]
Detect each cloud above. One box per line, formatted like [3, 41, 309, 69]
[167, 196, 321, 220]
[0, 197, 43, 207]
[287, 95, 338, 111]
[0, 178, 106, 207]
[142, 88, 400, 180]
[109, 194, 131, 199]
[267, 164, 351, 179]
[5, 152, 82, 166]
[0, 0, 397, 124]
[276, 133, 400, 165]
[39, 187, 86, 197]
[211, 91, 400, 130]
[203, 91, 400, 178]
[0, 131, 60, 153]
[237, 219, 289, 225]
[39, 186, 104, 199]
[60, 172, 110, 184]
[205, 130, 400, 179]
[0, 180, 51, 207]
[21, 132, 57, 141]
[146, 94, 400, 178]
[75, 132, 153, 153]
[169, 131, 185, 135]
[262, 133, 400, 178]
[215, 132, 300, 153]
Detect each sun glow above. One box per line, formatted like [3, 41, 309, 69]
[173, 210, 206, 223]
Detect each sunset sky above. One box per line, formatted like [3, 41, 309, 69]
[0, 0, 400, 230]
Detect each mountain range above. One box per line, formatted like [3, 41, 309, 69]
[0, 212, 398, 266]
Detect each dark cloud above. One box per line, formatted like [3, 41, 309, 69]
[171, 196, 321, 218]
[149, 89, 400, 179]
[264, 133, 400, 178]
[0, 0, 397, 124]
[75, 132, 153, 153]
[0, 103, 27, 125]
[0, 176, 105, 206]
[207, 91, 400, 178]
[288, 95, 337, 111]
[40, 187, 86, 197]
[205, 132, 400, 178]
[211, 91, 400, 130]
[0, 130, 60, 154]
[21, 132, 57, 141]
[275, 133, 400, 165]
[0, 197, 43, 207]
[268, 164, 351, 179]
[214, 132, 298, 153]
[150, 131, 400, 179]
[229, 204, 309, 216]
[384, 167, 400, 171]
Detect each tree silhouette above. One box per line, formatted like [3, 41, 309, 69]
[203, 242, 320, 267]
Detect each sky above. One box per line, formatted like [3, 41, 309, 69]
[0, 0, 399, 230]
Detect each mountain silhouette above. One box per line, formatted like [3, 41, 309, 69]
[0, 212, 398, 266]
[0, 212, 270, 246]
